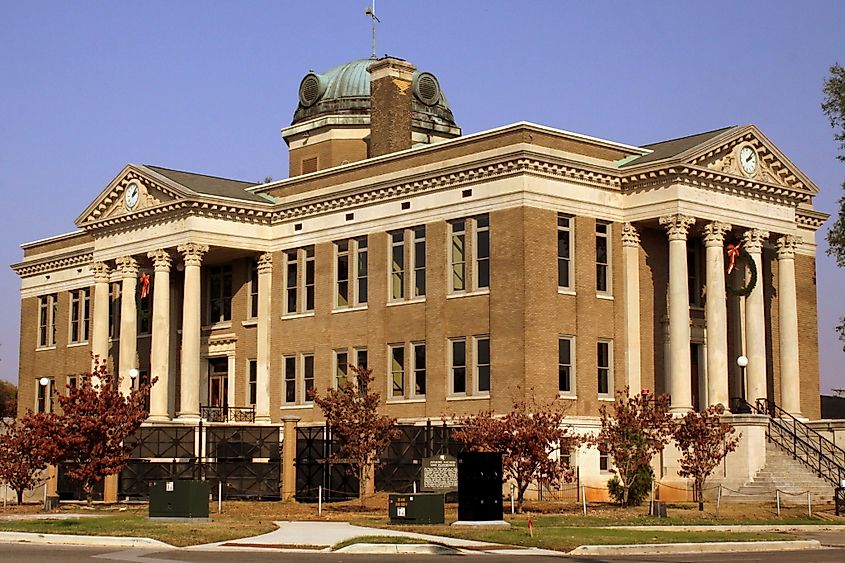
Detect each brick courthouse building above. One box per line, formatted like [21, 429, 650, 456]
[12, 56, 830, 501]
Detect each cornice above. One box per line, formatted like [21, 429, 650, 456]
[795, 208, 829, 230]
[11, 250, 94, 278]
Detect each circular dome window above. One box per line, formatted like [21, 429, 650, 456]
[298, 73, 324, 107]
[413, 72, 441, 106]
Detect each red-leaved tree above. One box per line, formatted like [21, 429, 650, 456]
[54, 363, 154, 503]
[591, 388, 673, 507]
[452, 394, 579, 513]
[313, 365, 397, 503]
[674, 404, 740, 510]
[0, 412, 61, 504]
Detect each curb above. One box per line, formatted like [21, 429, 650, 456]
[0, 531, 172, 549]
[336, 542, 458, 555]
[569, 539, 822, 556]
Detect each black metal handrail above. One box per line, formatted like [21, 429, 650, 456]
[730, 396, 845, 486]
[200, 405, 256, 423]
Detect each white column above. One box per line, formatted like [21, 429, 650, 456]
[777, 235, 802, 416]
[743, 229, 769, 403]
[660, 214, 695, 412]
[703, 221, 731, 410]
[621, 223, 642, 396]
[147, 249, 172, 421]
[255, 252, 273, 423]
[90, 261, 111, 371]
[116, 256, 138, 396]
[177, 243, 208, 421]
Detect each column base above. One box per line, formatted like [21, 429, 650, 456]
[254, 415, 272, 424]
[670, 406, 693, 415]
[176, 414, 201, 423]
[147, 414, 172, 423]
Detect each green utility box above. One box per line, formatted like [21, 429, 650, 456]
[149, 480, 210, 519]
[388, 493, 445, 524]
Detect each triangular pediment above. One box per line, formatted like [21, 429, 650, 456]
[75, 164, 189, 226]
[684, 125, 819, 194]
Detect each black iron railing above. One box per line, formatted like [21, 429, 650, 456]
[200, 405, 256, 423]
[730, 396, 845, 487]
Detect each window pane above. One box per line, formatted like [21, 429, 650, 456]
[285, 357, 296, 403]
[452, 340, 466, 394]
[476, 338, 490, 392]
[414, 344, 426, 396]
[304, 355, 314, 399]
[391, 346, 405, 398]
[356, 349, 368, 369]
[336, 352, 348, 387]
[391, 236, 404, 300]
[559, 338, 572, 393]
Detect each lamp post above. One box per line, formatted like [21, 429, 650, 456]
[129, 368, 139, 390]
[736, 355, 748, 405]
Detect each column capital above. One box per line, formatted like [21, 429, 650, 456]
[776, 234, 800, 260]
[257, 252, 273, 274]
[91, 261, 111, 283]
[703, 221, 732, 247]
[177, 243, 209, 267]
[742, 229, 770, 254]
[621, 223, 640, 247]
[659, 214, 696, 241]
[115, 256, 138, 277]
[147, 249, 173, 272]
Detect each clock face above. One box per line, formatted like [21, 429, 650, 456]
[739, 146, 758, 176]
[124, 183, 139, 210]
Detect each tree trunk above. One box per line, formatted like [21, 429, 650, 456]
[16, 488, 23, 505]
[517, 482, 527, 514]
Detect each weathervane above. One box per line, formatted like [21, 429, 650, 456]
[364, 1, 380, 58]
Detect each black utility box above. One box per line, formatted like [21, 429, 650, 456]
[388, 493, 445, 524]
[457, 451, 503, 521]
[149, 480, 210, 518]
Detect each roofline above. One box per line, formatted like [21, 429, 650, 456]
[143, 164, 256, 187]
[21, 229, 88, 250]
[252, 121, 650, 194]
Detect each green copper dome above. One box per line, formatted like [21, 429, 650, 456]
[292, 58, 457, 129]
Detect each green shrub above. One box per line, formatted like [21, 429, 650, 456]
[607, 464, 653, 506]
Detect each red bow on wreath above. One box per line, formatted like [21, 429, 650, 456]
[726, 243, 742, 275]
[139, 273, 151, 299]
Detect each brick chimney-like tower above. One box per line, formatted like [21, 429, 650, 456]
[368, 57, 416, 158]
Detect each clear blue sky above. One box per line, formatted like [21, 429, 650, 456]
[1, 1, 843, 393]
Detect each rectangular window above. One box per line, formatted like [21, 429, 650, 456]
[284, 247, 315, 314]
[687, 242, 701, 307]
[413, 227, 426, 297]
[138, 280, 152, 334]
[36, 377, 54, 413]
[596, 221, 610, 294]
[413, 342, 426, 397]
[450, 339, 467, 395]
[248, 260, 259, 318]
[356, 237, 368, 304]
[390, 231, 405, 300]
[559, 336, 574, 395]
[303, 354, 315, 401]
[450, 220, 466, 292]
[248, 359, 257, 406]
[285, 250, 298, 314]
[558, 214, 572, 289]
[335, 237, 368, 308]
[208, 265, 233, 323]
[475, 336, 491, 393]
[109, 283, 121, 339]
[599, 453, 610, 472]
[284, 356, 296, 404]
[389, 344, 405, 398]
[335, 350, 348, 387]
[355, 348, 368, 370]
[597, 340, 613, 397]
[69, 288, 90, 344]
[474, 215, 490, 289]
[38, 294, 57, 347]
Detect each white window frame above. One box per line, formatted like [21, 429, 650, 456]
[473, 215, 490, 291]
[334, 349, 349, 388]
[473, 335, 491, 395]
[596, 221, 611, 296]
[283, 355, 297, 405]
[412, 342, 426, 398]
[69, 288, 90, 344]
[597, 339, 613, 398]
[558, 335, 575, 397]
[207, 264, 233, 324]
[388, 344, 405, 399]
[448, 220, 467, 293]
[449, 338, 468, 396]
[557, 214, 573, 291]
[37, 294, 57, 348]
[248, 259, 259, 319]
[35, 377, 54, 413]
[283, 247, 315, 315]
[389, 231, 405, 301]
[247, 358, 257, 406]
[335, 237, 368, 309]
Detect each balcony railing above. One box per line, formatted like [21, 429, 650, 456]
[200, 405, 256, 423]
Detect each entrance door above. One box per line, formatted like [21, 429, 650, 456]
[208, 358, 229, 408]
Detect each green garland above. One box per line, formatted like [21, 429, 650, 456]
[727, 247, 758, 298]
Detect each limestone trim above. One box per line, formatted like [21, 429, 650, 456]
[257, 252, 273, 274]
[177, 243, 209, 267]
[742, 229, 770, 254]
[91, 261, 111, 282]
[796, 208, 829, 230]
[115, 256, 139, 277]
[776, 234, 799, 260]
[703, 221, 732, 247]
[11, 251, 94, 278]
[621, 222, 640, 247]
[659, 214, 696, 241]
[148, 249, 173, 271]
[743, 228, 769, 403]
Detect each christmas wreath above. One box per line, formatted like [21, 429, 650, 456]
[726, 243, 757, 298]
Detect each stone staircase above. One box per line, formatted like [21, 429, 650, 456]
[722, 444, 836, 505]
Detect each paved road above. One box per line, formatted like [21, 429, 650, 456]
[1, 544, 843, 562]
